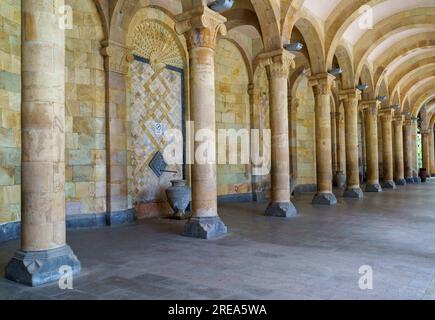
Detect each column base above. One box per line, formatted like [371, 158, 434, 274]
[334, 172, 346, 189]
[365, 183, 382, 193]
[395, 179, 407, 186]
[265, 202, 298, 218]
[312, 193, 337, 205]
[343, 187, 364, 198]
[382, 180, 397, 189]
[405, 177, 415, 184]
[413, 177, 421, 183]
[5, 245, 81, 287]
[183, 216, 227, 240]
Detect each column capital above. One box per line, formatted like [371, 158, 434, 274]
[308, 73, 336, 95]
[393, 115, 404, 125]
[101, 40, 134, 74]
[256, 49, 295, 79]
[421, 129, 430, 136]
[360, 99, 380, 114]
[339, 88, 362, 102]
[175, 6, 227, 50]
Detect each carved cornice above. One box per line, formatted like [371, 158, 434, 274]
[175, 6, 227, 50]
[256, 49, 295, 79]
[308, 73, 336, 96]
[101, 40, 134, 75]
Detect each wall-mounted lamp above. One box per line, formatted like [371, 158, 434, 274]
[328, 68, 343, 76]
[376, 96, 387, 102]
[208, 0, 234, 12]
[391, 104, 400, 110]
[402, 111, 411, 117]
[356, 84, 368, 91]
[284, 42, 304, 52]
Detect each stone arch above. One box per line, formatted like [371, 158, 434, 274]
[377, 78, 389, 109]
[290, 13, 326, 74]
[359, 63, 375, 100]
[65, 0, 107, 216]
[354, 8, 435, 79]
[218, 36, 253, 84]
[412, 90, 435, 117]
[334, 43, 355, 90]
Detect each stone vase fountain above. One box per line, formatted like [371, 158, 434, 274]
[165, 180, 191, 220]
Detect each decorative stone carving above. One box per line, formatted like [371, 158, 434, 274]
[256, 49, 296, 79]
[101, 40, 134, 74]
[130, 20, 183, 72]
[175, 6, 227, 50]
[309, 73, 336, 96]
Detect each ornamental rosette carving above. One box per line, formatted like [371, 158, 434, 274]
[175, 6, 227, 50]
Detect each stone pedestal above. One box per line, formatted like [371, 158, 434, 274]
[175, 6, 227, 239]
[6, 0, 81, 286]
[341, 89, 363, 198]
[380, 109, 395, 190]
[393, 116, 406, 186]
[362, 100, 382, 193]
[309, 74, 337, 205]
[258, 49, 297, 217]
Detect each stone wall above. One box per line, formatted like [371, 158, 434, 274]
[215, 39, 251, 197]
[0, 0, 20, 224]
[65, 0, 106, 216]
[294, 77, 316, 186]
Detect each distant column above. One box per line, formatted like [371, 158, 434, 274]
[393, 115, 406, 186]
[380, 109, 396, 189]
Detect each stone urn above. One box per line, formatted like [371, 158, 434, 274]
[165, 180, 191, 220]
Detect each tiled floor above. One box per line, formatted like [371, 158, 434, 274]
[2, 181, 435, 300]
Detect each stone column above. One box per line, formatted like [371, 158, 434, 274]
[361, 100, 382, 192]
[430, 129, 435, 177]
[380, 109, 396, 189]
[411, 117, 421, 182]
[403, 118, 415, 183]
[257, 49, 297, 217]
[175, 6, 227, 238]
[6, 0, 80, 287]
[393, 115, 406, 186]
[422, 130, 430, 175]
[309, 74, 337, 205]
[101, 41, 134, 225]
[336, 110, 347, 188]
[340, 89, 363, 198]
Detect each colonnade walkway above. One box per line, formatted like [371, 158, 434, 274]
[2, 181, 435, 300]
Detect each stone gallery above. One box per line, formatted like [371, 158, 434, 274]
[1, 0, 435, 300]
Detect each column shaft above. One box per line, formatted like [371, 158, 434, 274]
[422, 131, 430, 177]
[309, 74, 337, 205]
[175, 6, 227, 239]
[6, 0, 80, 287]
[363, 102, 382, 192]
[341, 90, 363, 198]
[393, 117, 406, 185]
[403, 120, 414, 183]
[260, 50, 297, 217]
[380, 110, 396, 189]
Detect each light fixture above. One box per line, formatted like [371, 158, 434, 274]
[284, 42, 304, 52]
[356, 84, 368, 91]
[391, 104, 400, 110]
[377, 96, 387, 102]
[208, 0, 234, 12]
[402, 111, 411, 117]
[328, 68, 343, 76]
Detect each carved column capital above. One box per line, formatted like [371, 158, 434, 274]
[256, 49, 296, 79]
[393, 115, 404, 126]
[379, 107, 394, 121]
[101, 40, 134, 75]
[308, 73, 336, 96]
[339, 89, 362, 102]
[360, 99, 380, 115]
[175, 6, 227, 50]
